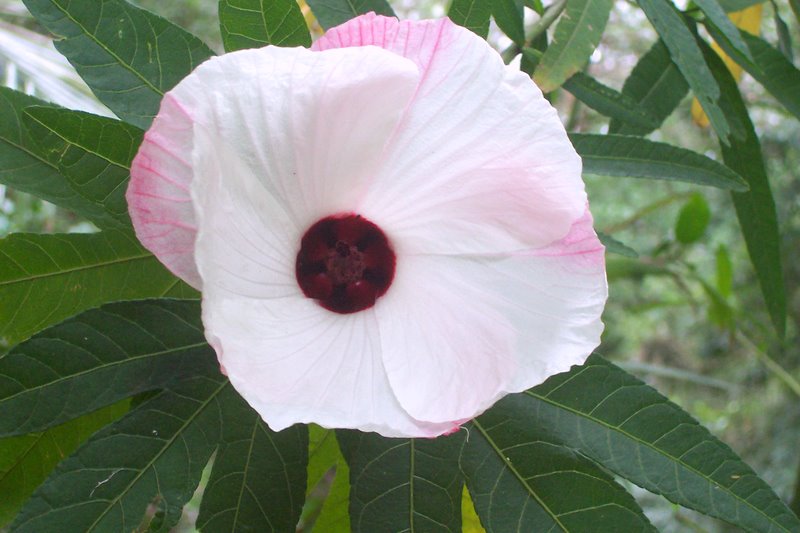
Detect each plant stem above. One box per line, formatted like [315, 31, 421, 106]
[528, 0, 568, 42]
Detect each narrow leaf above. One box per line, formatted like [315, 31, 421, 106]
[699, 38, 786, 335]
[773, 8, 793, 62]
[461, 399, 655, 532]
[694, 0, 754, 60]
[0, 402, 127, 527]
[492, 0, 525, 45]
[563, 71, 661, 130]
[219, 0, 311, 52]
[597, 231, 639, 258]
[570, 133, 749, 190]
[706, 24, 800, 121]
[306, 424, 350, 531]
[609, 40, 689, 135]
[524, 355, 800, 532]
[637, 0, 732, 142]
[23, 106, 143, 229]
[0, 299, 216, 437]
[197, 389, 308, 532]
[21, 0, 214, 128]
[11, 376, 227, 533]
[0, 88, 112, 223]
[305, 0, 395, 30]
[448, 0, 492, 37]
[533, 0, 614, 92]
[0, 231, 195, 347]
[719, 0, 766, 11]
[675, 193, 711, 244]
[337, 430, 465, 533]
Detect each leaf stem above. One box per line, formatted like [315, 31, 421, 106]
[528, 0, 568, 42]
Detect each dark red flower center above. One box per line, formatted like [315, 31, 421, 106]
[295, 214, 396, 314]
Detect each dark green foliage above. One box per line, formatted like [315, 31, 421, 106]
[219, 0, 311, 52]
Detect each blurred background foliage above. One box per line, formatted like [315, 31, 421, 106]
[1, 0, 798, 530]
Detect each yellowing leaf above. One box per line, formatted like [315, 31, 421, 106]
[462, 486, 487, 533]
[693, 3, 763, 127]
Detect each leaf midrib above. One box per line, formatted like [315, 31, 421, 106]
[84, 380, 227, 533]
[0, 251, 154, 287]
[472, 419, 568, 532]
[49, 1, 163, 96]
[524, 388, 792, 532]
[0, 339, 208, 405]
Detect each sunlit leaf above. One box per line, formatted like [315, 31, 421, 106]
[706, 24, 800, 121]
[11, 376, 226, 533]
[609, 40, 689, 135]
[197, 389, 308, 532]
[675, 193, 711, 244]
[718, 0, 766, 11]
[21, 0, 214, 128]
[716, 244, 733, 297]
[0, 299, 216, 437]
[219, 0, 311, 52]
[0, 88, 112, 223]
[492, 0, 525, 45]
[337, 430, 465, 532]
[533, 0, 614, 92]
[524, 355, 800, 532]
[0, 402, 127, 528]
[462, 397, 655, 531]
[23, 106, 142, 229]
[571, 133, 748, 190]
[0, 231, 195, 347]
[699, 38, 786, 335]
[638, 0, 732, 142]
[311, 456, 350, 532]
[305, 0, 394, 30]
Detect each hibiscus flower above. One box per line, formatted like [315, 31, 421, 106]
[126, 13, 607, 438]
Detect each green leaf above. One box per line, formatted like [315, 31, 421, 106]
[306, 424, 350, 532]
[336, 430, 465, 533]
[461, 399, 655, 532]
[716, 244, 733, 298]
[0, 402, 127, 528]
[11, 376, 227, 533]
[597, 231, 639, 258]
[570, 133, 749, 190]
[790, 0, 800, 23]
[525, 355, 800, 532]
[0, 299, 217, 437]
[0, 88, 117, 223]
[609, 40, 689, 135]
[23, 106, 142, 229]
[197, 389, 308, 532]
[698, 38, 786, 336]
[305, 0, 395, 30]
[448, 0, 492, 38]
[706, 24, 800, 122]
[637, 0, 732, 142]
[311, 457, 351, 532]
[0, 231, 196, 347]
[694, 0, 754, 61]
[492, 0, 525, 45]
[219, 0, 311, 52]
[773, 8, 793, 62]
[564, 72, 662, 130]
[533, 0, 614, 92]
[21, 0, 214, 129]
[675, 193, 711, 244]
[718, 0, 766, 11]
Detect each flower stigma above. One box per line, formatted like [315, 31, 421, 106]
[296, 214, 396, 314]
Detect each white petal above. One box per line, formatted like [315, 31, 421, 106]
[315, 14, 585, 255]
[376, 212, 607, 423]
[128, 44, 420, 285]
[201, 289, 458, 438]
[191, 128, 298, 299]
